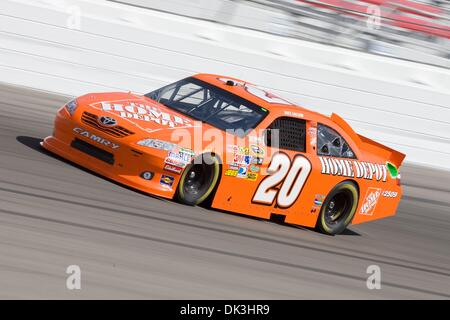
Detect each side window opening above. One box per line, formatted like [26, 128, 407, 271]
[317, 123, 355, 159]
[265, 117, 306, 152]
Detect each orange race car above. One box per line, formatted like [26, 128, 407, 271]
[42, 74, 405, 235]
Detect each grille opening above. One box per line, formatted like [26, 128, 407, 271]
[265, 117, 306, 152]
[71, 138, 114, 165]
[81, 112, 134, 138]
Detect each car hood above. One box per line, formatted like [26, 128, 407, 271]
[76, 91, 222, 150]
[77, 91, 204, 132]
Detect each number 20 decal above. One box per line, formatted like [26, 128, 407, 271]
[252, 153, 312, 208]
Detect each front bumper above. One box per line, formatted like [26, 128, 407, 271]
[42, 107, 179, 199]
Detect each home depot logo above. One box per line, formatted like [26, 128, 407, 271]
[360, 187, 381, 216]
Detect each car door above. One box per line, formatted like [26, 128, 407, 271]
[212, 115, 319, 226]
[251, 116, 314, 221]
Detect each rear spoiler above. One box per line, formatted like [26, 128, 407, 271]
[331, 113, 406, 167]
[357, 134, 406, 168]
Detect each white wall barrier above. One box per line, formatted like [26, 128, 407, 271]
[0, 0, 449, 170]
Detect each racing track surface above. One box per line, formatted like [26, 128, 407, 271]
[0, 83, 449, 299]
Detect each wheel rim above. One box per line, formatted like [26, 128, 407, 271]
[183, 163, 212, 197]
[324, 191, 353, 226]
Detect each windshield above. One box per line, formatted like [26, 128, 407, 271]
[145, 77, 269, 137]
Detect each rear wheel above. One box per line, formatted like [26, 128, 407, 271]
[316, 181, 358, 235]
[176, 154, 220, 206]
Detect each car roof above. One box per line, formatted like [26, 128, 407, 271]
[192, 73, 329, 122]
[191, 74, 365, 156]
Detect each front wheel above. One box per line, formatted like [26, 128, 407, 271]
[316, 181, 359, 235]
[176, 154, 220, 206]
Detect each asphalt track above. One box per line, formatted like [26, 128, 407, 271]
[0, 82, 449, 299]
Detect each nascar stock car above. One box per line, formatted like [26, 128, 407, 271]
[42, 74, 405, 235]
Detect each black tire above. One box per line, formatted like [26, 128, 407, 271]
[316, 181, 359, 235]
[176, 153, 220, 206]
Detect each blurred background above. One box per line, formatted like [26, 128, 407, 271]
[1, 0, 449, 169]
[112, 0, 450, 67]
[0, 0, 449, 299]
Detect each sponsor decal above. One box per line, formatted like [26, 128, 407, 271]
[250, 165, 260, 173]
[224, 169, 238, 177]
[164, 164, 183, 174]
[319, 156, 387, 182]
[168, 151, 193, 163]
[164, 157, 187, 168]
[179, 147, 195, 157]
[98, 101, 192, 128]
[246, 172, 258, 181]
[164, 150, 194, 168]
[226, 165, 259, 179]
[227, 145, 250, 155]
[160, 174, 174, 188]
[251, 157, 264, 165]
[313, 194, 325, 206]
[360, 187, 382, 216]
[284, 110, 304, 118]
[308, 127, 317, 148]
[310, 206, 320, 214]
[233, 153, 252, 166]
[237, 167, 248, 178]
[73, 127, 119, 149]
[137, 139, 177, 151]
[250, 144, 265, 156]
[382, 190, 398, 198]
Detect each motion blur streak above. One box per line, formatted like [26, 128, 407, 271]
[0, 83, 449, 299]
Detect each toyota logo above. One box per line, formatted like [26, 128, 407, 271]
[99, 116, 117, 127]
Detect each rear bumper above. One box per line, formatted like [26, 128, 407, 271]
[42, 108, 178, 199]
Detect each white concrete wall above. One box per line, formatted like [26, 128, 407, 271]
[1, 0, 449, 170]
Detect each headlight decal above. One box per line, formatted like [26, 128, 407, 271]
[65, 99, 78, 116]
[136, 139, 178, 151]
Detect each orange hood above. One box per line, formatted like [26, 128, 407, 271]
[77, 91, 201, 133]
